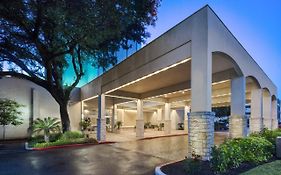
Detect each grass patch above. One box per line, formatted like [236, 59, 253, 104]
[241, 160, 281, 175]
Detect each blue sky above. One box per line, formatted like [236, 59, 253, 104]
[145, 0, 281, 96]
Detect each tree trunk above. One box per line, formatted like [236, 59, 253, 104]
[2, 125, 5, 140]
[59, 102, 71, 133]
[44, 134, 49, 143]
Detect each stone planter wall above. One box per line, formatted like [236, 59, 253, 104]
[229, 115, 246, 138]
[188, 111, 215, 161]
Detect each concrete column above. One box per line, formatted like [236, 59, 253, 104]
[229, 76, 247, 138]
[189, 16, 213, 160]
[188, 11, 216, 160]
[250, 89, 263, 133]
[184, 106, 190, 132]
[121, 109, 125, 124]
[164, 103, 171, 134]
[157, 108, 162, 122]
[97, 94, 106, 142]
[263, 91, 272, 129]
[136, 99, 144, 138]
[111, 104, 117, 132]
[272, 99, 278, 130]
[29, 88, 39, 137]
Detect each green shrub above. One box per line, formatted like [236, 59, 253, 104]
[62, 131, 84, 139]
[184, 154, 203, 175]
[211, 137, 273, 173]
[250, 128, 281, 154]
[29, 133, 62, 144]
[33, 138, 97, 148]
[250, 128, 281, 144]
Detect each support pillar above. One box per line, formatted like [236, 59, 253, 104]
[136, 99, 144, 138]
[111, 104, 117, 132]
[29, 88, 39, 137]
[272, 99, 278, 130]
[164, 103, 171, 134]
[121, 109, 125, 124]
[250, 89, 263, 133]
[188, 15, 214, 160]
[229, 76, 247, 138]
[97, 94, 106, 142]
[263, 91, 272, 129]
[184, 106, 190, 132]
[157, 108, 162, 122]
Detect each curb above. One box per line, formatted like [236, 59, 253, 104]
[25, 141, 115, 151]
[155, 166, 166, 175]
[155, 159, 184, 175]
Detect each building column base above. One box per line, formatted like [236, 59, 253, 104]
[97, 118, 106, 142]
[250, 117, 262, 133]
[136, 119, 144, 138]
[229, 115, 246, 138]
[188, 111, 214, 161]
[164, 120, 171, 135]
[263, 118, 272, 130]
[272, 119, 278, 130]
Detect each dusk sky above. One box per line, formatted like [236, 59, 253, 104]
[145, 0, 281, 97]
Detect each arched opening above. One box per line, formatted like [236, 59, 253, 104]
[211, 51, 245, 139]
[247, 76, 263, 133]
[271, 95, 278, 129]
[263, 88, 272, 129]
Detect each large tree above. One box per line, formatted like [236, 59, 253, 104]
[0, 0, 160, 132]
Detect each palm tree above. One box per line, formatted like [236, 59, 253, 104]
[33, 117, 61, 142]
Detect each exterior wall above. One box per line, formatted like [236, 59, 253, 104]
[277, 99, 281, 123]
[144, 111, 157, 124]
[0, 77, 60, 140]
[124, 110, 136, 127]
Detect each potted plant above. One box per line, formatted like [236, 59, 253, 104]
[80, 117, 91, 131]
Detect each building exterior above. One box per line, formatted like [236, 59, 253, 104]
[277, 99, 281, 124]
[0, 6, 279, 160]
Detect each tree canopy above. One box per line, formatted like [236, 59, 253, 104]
[0, 0, 160, 132]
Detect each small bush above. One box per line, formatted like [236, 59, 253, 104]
[211, 137, 273, 173]
[184, 154, 203, 175]
[250, 128, 281, 154]
[62, 131, 84, 139]
[33, 138, 97, 148]
[29, 133, 62, 144]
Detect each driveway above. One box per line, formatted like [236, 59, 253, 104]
[0, 133, 228, 175]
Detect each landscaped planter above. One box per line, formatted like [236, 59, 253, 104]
[156, 157, 279, 175]
[25, 141, 115, 151]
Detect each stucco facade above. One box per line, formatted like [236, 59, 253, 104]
[0, 77, 60, 139]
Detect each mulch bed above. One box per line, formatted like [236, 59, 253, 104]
[161, 157, 278, 175]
